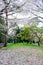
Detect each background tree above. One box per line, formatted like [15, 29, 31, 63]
[17, 25, 43, 46]
[0, 17, 5, 44]
[29, 26, 43, 46]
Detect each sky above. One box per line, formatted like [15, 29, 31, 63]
[37, 22, 43, 27]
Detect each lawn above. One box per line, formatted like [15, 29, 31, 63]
[3, 42, 43, 50]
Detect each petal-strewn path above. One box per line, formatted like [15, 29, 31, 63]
[0, 47, 43, 65]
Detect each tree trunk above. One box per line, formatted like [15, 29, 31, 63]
[38, 39, 40, 46]
[38, 42, 40, 46]
[4, 6, 8, 47]
[4, 33, 7, 47]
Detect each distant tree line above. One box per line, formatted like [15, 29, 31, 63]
[12, 26, 43, 46]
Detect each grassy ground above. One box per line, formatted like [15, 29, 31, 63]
[3, 42, 43, 50]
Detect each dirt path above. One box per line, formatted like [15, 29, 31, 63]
[0, 47, 43, 65]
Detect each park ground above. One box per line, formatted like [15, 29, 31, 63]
[0, 43, 43, 65]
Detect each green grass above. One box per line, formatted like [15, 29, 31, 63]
[2, 42, 43, 50]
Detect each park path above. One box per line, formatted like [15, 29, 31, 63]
[0, 47, 43, 65]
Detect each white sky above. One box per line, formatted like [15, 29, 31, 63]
[3, 12, 35, 19]
[2, 12, 43, 27]
[18, 24, 24, 28]
[19, 0, 23, 2]
[37, 22, 43, 27]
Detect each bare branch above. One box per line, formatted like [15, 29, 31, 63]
[0, 0, 11, 15]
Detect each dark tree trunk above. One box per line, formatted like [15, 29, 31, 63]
[38, 39, 40, 46]
[38, 42, 40, 46]
[30, 40, 32, 44]
[4, 32, 7, 47]
[4, 6, 8, 47]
